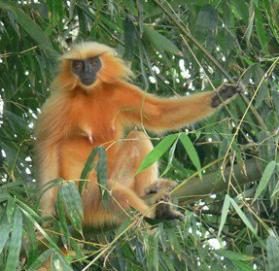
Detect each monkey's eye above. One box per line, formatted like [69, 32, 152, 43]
[89, 57, 100, 67]
[72, 60, 83, 71]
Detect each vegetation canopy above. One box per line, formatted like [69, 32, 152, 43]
[0, 0, 278, 270]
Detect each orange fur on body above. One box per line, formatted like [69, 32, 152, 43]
[36, 41, 232, 227]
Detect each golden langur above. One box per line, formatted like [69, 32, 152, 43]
[36, 42, 240, 226]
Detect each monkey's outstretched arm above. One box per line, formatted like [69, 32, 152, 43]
[120, 83, 240, 133]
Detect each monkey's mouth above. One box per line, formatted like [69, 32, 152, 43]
[80, 76, 96, 86]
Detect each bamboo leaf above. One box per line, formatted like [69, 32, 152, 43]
[60, 182, 83, 234]
[4, 208, 23, 271]
[79, 147, 99, 193]
[180, 133, 202, 178]
[0, 3, 56, 55]
[56, 185, 71, 235]
[27, 249, 52, 271]
[254, 161, 276, 201]
[0, 214, 11, 255]
[267, 232, 279, 271]
[218, 194, 231, 237]
[96, 147, 109, 209]
[80, 147, 109, 208]
[218, 250, 254, 270]
[232, 261, 254, 271]
[255, 8, 269, 52]
[196, 5, 218, 32]
[123, 16, 138, 60]
[143, 26, 181, 55]
[51, 251, 73, 271]
[218, 249, 254, 262]
[230, 198, 257, 237]
[20, 207, 61, 253]
[161, 134, 179, 176]
[136, 134, 178, 175]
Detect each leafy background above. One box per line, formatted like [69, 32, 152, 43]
[0, 0, 279, 270]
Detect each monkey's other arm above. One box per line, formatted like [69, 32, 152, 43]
[119, 83, 241, 133]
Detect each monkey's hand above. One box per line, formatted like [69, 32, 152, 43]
[211, 83, 242, 108]
[154, 192, 184, 220]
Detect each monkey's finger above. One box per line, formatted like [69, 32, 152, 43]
[211, 84, 240, 108]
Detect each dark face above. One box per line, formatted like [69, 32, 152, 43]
[71, 56, 102, 86]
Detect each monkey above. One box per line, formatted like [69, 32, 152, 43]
[35, 41, 240, 227]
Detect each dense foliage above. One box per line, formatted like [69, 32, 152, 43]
[0, 0, 278, 270]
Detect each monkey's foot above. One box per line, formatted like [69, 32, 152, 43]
[145, 179, 177, 195]
[154, 193, 184, 221]
[211, 83, 242, 108]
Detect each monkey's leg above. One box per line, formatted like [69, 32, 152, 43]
[110, 130, 176, 195]
[110, 131, 183, 220]
[110, 183, 154, 219]
[110, 130, 159, 196]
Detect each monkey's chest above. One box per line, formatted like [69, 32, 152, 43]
[73, 113, 121, 145]
[69, 95, 123, 144]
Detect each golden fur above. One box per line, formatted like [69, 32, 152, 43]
[36, 41, 232, 226]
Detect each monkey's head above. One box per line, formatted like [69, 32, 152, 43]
[57, 42, 133, 91]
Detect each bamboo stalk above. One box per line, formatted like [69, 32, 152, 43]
[172, 158, 262, 200]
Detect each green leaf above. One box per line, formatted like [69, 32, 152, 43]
[218, 249, 254, 271]
[254, 161, 276, 201]
[255, 8, 269, 52]
[27, 249, 52, 271]
[0, 3, 56, 55]
[231, 0, 249, 21]
[146, 234, 159, 271]
[196, 5, 218, 32]
[218, 249, 254, 262]
[0, 214, 11, 255]
[56, 185, 71, 235]
[161, 135, 179, 176]
[95, 147, 109, 209]
[20, 207, 61, 253]
[267, 232, 279, 271]
[245, 4, 254, 45]
[232, 261, 254, 271]
[230, 198, 257, 237]
[51, 251, 73, 271]
[136, 134, 178, 175]
[180, 133, 202, 178]
[80, 146, 109, 208]
[6, 198, 16, 222]
[218, 194, 231, 237]
[79, 147, 99, 193]
[143, 26, 181, 55]
[60, 182, 83, 234]
[4, 208, 23, 271]
[123, 16, 138, 60]
[80, 148, 99, 180]
[46, 0, 64, 26]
